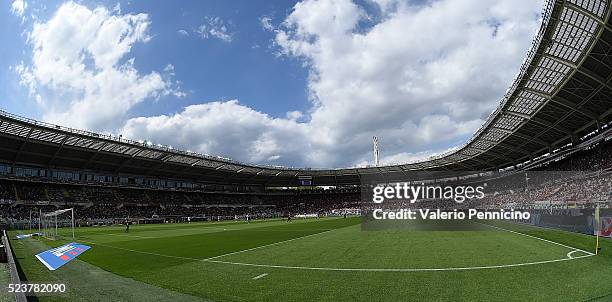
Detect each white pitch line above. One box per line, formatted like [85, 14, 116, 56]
[204, 254, 595, 272]
[567, 250, 578, 259]
[203, 228, 339, 261]
[80, 240, 200, 261]
[101, 233, 155, 239]
[197, 226, 332, 233]
[479, 223, 595, 256]
[78, 237, 595, 272]
[252, 273, 268, 280]
[79, 226, 343, 263]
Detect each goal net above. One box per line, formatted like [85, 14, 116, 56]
[41, 208, 75, 240]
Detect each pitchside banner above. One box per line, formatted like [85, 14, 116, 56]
[15, 232, 43, 239]
[35, 242, 91, 271]
[600, 217, 612, 238]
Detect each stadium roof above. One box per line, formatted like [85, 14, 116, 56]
[1, 0, 611, 187]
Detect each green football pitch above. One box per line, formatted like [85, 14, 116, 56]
[8, 217, 612, 301]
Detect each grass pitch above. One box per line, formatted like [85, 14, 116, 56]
[8, 217, 612, 301]
[0, 263, 12, 302]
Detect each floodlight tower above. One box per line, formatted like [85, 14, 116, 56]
[373, 136, 380, 167]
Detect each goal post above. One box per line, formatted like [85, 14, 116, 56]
[595, 205, 600, 255]
[41, 208, 75, 240]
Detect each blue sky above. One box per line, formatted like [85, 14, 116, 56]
[1, 0, 310, 120]
[1, 0, 544, 168]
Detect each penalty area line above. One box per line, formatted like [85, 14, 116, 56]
[77, 226, 348, 263]
[203, 227, 344, 261]
[80, 239, 201, 261]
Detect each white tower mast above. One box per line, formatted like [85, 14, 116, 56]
[373, 136, 380, 167]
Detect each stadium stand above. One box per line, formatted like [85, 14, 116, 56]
[0, 137, 609, 227]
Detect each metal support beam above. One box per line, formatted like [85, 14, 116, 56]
[529, 117, 573, 135]
[114, 149, 145, 173]
[82, 142, 108, 170]
[46, 135, 68, 167]
[13, 127, 33, 165]
[492, 126, 549, 147]
[522, 87, 599, 120]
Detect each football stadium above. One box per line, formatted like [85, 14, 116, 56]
[1, 0, 612, 301]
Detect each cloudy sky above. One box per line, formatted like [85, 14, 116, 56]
[1, 0, 545, 168]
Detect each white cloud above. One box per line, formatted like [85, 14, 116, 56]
[11, 0, 27, 17]
[274, 0, 542, 167]
[16, 0, 544, 168]
[122, 101, 312, 165]
[16, 1, 182, 132]
[164, 64, 175, 74]
[177, 29, 189, 36]
[194, 16, 233, 42]
[13, 62, 36, 96]
[124, 0, 543, 168]
[260, 16, 275, 31]
[286, 110, 304, 121]
[379, 146, 461, 167]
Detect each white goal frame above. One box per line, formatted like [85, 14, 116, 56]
[40, 208, 75, 240]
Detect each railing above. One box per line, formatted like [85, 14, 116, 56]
[1, 229, 27, 302]
[0, 109, 302, 171]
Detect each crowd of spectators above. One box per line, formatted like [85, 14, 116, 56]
[0, 179, 360, 224]
[1, 139, 610, 225]
[476, 173, 611, 209]
[536, 139, 612, 171]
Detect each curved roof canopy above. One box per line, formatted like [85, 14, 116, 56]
[1, 0, 611, 186]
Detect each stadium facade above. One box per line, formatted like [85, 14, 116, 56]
[0, 0, 610, 189]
